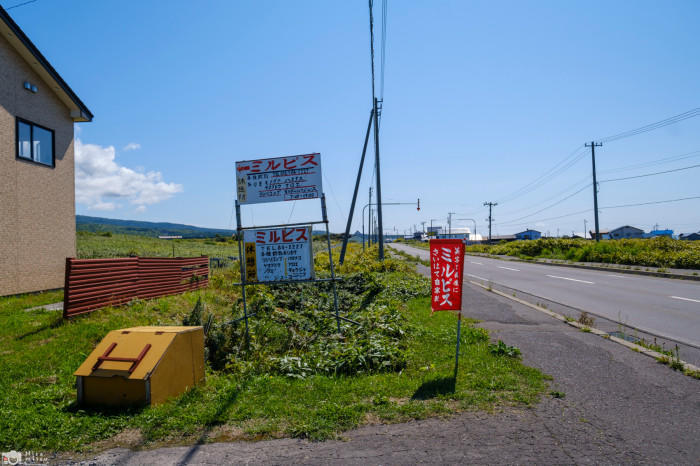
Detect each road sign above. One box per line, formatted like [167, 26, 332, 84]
[236, 153, 322, 205]
[430, 239, 465, 311]
[243, 226, 314, 282]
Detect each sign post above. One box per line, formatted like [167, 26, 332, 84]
[233, 153, 348, 343]
[429, 239, 466, 379]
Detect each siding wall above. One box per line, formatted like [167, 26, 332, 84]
[0, 33, 76, 295]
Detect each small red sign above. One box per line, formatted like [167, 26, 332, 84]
[430, 239, 465, 311]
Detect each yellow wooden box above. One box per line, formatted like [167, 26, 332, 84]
[74, 326, 205, 406]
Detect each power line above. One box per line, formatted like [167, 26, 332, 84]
[600, 163, 700, 183]
[600, 149, 700, 175]
[6, 0, 37, 10]
[379, 0, 387, 102]
[600, 195, 700, 210]
[497, 195, 700, 230]
[598, 107, 700, 143]
[496, 145, 587, 204]
[496, 208, 591, 228]
[498, 183, 591, 225]
[494, 108, 700, 207]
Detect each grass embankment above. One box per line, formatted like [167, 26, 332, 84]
[466, 237, 700, 269]
[0, 238, 545, 452]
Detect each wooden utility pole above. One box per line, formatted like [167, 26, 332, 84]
[483, 202, 497, 241]
[585, 141, 602, 241]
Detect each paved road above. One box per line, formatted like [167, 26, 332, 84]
[390, 243, 700, 347]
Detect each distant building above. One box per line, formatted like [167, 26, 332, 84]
[1, 6, 93, 296]
[644, 229, 674, 239]
[679, 232, 700, 241]
[609, 225, 644, 239]
[589, 229, 610, 240]
[515, 229, 541, 240]
[437, 227, 483, 241]
[489, 234, 517, 243]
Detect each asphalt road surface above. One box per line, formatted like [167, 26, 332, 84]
[389, 243, 700, 347]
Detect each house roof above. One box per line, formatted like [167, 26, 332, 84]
[515, 229, 540, 235]
[0, 5, 93, 122]
[610, 225, 644, 233]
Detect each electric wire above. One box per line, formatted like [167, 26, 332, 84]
[600, 196, 700, 210]
[600, 149, 700, 175]
[599, 163, 700, 183]
[598, 108, 700, 144]
[497, 183, 592, 225]
[496, 195, 700, 229]
[496, 145, 587, 204]
[6, 0, 37, 10]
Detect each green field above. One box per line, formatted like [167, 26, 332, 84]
[77, 231, 240, 259]
[0, 235, 545, 453]
[398, 236, 700, 269]
[466, 236, 700, 269]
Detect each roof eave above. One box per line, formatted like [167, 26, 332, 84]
[0, 6, 93, 122]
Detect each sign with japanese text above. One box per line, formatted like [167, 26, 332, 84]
[243, 226, 314, 282]
[430, 239, 465, 311]
[236, 153, 322, 205]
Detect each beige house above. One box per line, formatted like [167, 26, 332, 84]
[0, 6, 92, 296]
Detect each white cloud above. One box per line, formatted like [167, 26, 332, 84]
[75, 139, 182, 211]
[123, 142, 141, 151]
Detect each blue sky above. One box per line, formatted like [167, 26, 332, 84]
[5, 0, 700, 235]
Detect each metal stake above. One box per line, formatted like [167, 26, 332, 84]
[235, 200, 250, 346]
[454, 312, 462, 380]
[322, 194, 342, 333]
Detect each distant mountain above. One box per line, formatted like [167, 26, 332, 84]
[77, 215, 335, 238]
[76, 215, 236, 238]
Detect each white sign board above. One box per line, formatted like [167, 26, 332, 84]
[243, 226, 314, 282]
[236, 153, 322, 205]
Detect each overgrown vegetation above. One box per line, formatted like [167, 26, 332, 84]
[465, 237, 700, 269]
[0, 237, 545, 452]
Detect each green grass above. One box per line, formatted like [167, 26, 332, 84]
[77, 231, 240, 259]
[465, 237, 700, 269]
[0, 239, 546, 453]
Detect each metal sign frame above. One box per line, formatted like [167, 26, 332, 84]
[233, 193, 354, 344]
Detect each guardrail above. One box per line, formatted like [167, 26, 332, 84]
[63, 256, 209, 318]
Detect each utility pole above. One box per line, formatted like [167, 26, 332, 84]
[421, 221, 426, 233]
[448, 212, 455, 235]
[585, 141, 602, 242]
[584, 219, 588, 239]
[368, 187, 372, 246]
[483, 202, 497, 242]
[373, 97, 385, 259]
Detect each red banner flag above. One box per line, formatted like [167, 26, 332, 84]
[430, 239, 465, 312]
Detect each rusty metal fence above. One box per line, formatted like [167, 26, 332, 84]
[63, 256, 209, 318]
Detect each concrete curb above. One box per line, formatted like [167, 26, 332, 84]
[466, 253, 700, 282]
[466, 279, 700, 378]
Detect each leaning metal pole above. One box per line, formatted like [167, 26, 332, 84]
[234, 200, 250, 346]
[340, 108, 375, 265]
[322, 194, 342, 333]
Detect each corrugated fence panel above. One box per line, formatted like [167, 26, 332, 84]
[63, 256, 209, 318]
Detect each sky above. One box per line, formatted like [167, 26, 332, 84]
[4, 0, 700, 236]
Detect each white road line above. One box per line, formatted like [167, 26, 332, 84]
[466, 273, 489, 281]
[498, 266, 520, 272]
[606, 274, 629, 278]
[670, 296, 700, 303]
[469, 261, 483, 265]
[546, 274, 594, 284]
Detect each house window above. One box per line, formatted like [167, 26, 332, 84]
[16, 118, 54, 167]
